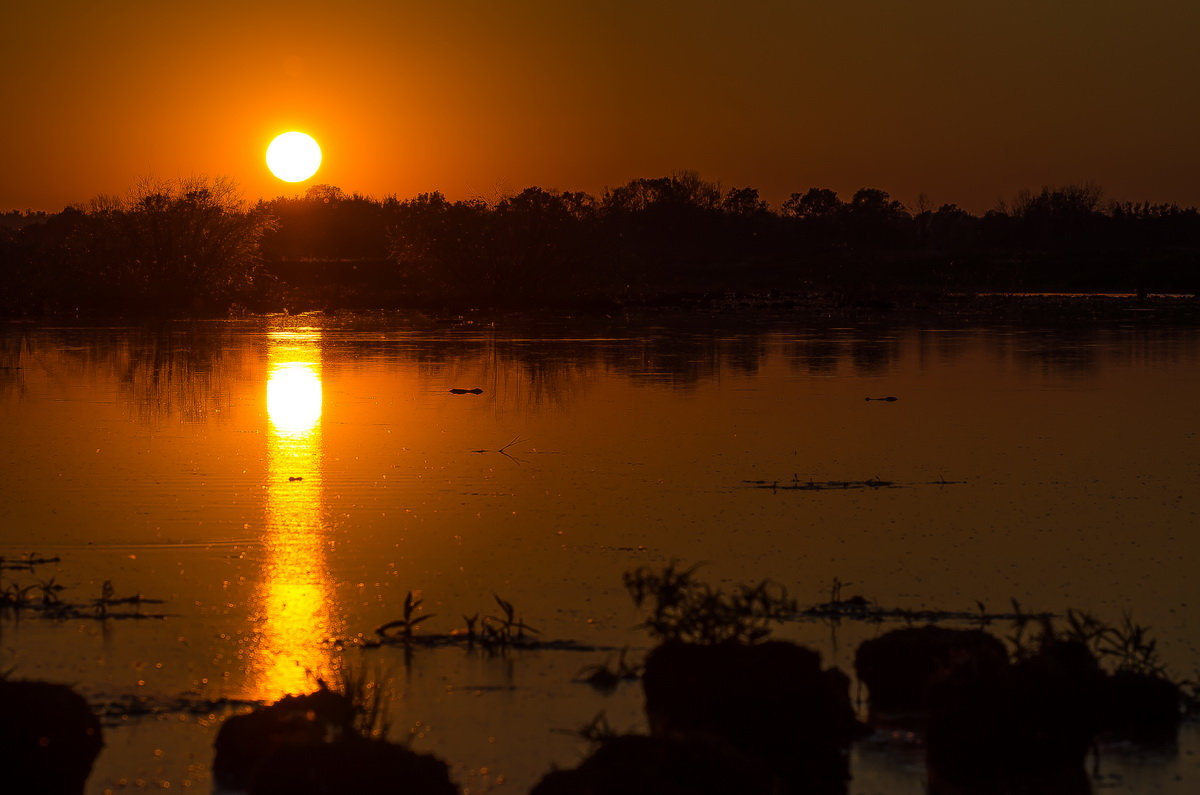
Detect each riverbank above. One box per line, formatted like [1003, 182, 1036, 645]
[5, 289, 1200, 329]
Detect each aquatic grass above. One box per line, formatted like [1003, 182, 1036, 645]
[796, 583, 1057, 627]
[0, 583, 36, 610]
[0, 558, 166, 620]
[331, 661, 398, 741]
[575, 647, 642, 692]
[1021, 609, 1172, 679]
[623, 562, 796, 645]
[462, 612, 480, 641]
[91, 579, 166, 619]
[373, 592, 539, 651]
[374, 591, 436, 642]
[1098, 612, 1168, 678]
[478, 593, 540, 649]
[743, 475, 965, 492]
[551, 712, 620, 745]
[33, 576, 65, 607]
[362, 592, 591, 655]
[96, 694, 264, 726]
[94, 580, 116, 618]
[0, 554, 61, 572]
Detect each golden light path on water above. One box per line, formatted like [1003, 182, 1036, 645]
[251, 326, 340, 698]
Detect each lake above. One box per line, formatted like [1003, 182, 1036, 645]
[1, 312, 1198, 793]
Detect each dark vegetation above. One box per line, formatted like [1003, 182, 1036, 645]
[7, 561, 1197, 792]
[0, 554, 166, 619]
[0, 678, 103, 795]
[1, 179, 271, 316]
[552, 565, 1195, 795]
[212, 683, 456, 795]
[360, 591, 597, 654]
[4, 175, 1200, 316]
[742, 475, 966, 491]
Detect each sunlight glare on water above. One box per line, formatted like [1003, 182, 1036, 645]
[253, 326, 340, 698]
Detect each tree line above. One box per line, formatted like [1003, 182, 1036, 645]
[3, 173, 1199, 315]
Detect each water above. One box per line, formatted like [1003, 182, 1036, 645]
[1, 313, 1198, 793]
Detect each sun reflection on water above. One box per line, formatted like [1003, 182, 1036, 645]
[251, 326, 340, 699]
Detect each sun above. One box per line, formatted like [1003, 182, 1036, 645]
[266, 132, 322, 182]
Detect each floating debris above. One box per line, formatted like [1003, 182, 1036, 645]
[744, 477, 896, 490]
[347, 592, 609, 654]
[449, 388, 484, 394]
[865, 396, 899, 401]
[575, 647, 643, 693]
[793, 593, 1055, 626]
[0, 561, 169, 620]
[0, 554, 61, 571]
[359, 632, 605, 654]
[743, 475, 965, 491]
[96, 694, 263, 725]
[470, 435, 527, 463]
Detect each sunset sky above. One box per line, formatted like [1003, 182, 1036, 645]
[4, 0, 1198, 213]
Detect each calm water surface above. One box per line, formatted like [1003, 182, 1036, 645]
[1, 314, 1198, 793]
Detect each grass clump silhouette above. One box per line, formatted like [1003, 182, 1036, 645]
[1009, 608, 1168, 678]
[0, 556, 166, 620]
[623, 562, 797, 644]
[470, 592, 540, 649]
[368, 592, 574, 655]
[330, 662, 398, 741]
[374, 591, 436, 642]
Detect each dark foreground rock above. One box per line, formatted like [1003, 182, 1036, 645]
[925, 638, 1103, 790]
[213, 686, 355, 791]
[531, 734, 777, 795]
[1100, 669, 1182, 743]
[248, 738, 457, 795]
[854, 626, 1008, 717]
[859, 625, 1183, 792]
[0, 679, 103, 795]
[213, 685, 456, 794]
[642, 640, 862, 794]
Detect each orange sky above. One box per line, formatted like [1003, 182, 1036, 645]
[4, 0, 1198, 213]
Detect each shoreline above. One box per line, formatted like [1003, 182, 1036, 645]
[5, 291, 1200, 328]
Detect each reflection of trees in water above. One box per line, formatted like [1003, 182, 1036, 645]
[780, 328, 904, 376]
[115, 328, 245, 423]
[0, 329, 31, 399]
[381, 325, 897, 399]
[14, 320, 1200, 420]
[784, 331, 842, 374]
[722, 335, 768, 376]
[1094, 327, 1197, 370]
[849, 334, 903, 374]
[1012, 330, 1102, 377]
[16, 325, 246, 424]
[1008, 326, 1200, 378]
[913, 329, 970, 367]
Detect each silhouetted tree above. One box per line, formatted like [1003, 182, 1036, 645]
[781, 188, 842, 220]
[721, 187, 768, 217]
[262, 185, 390, 261]
[6, 174, 1200, 316]
[1011, 184, 1104, 248]
[844, 188, 911, 247]
[50, 178, 275, 312]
